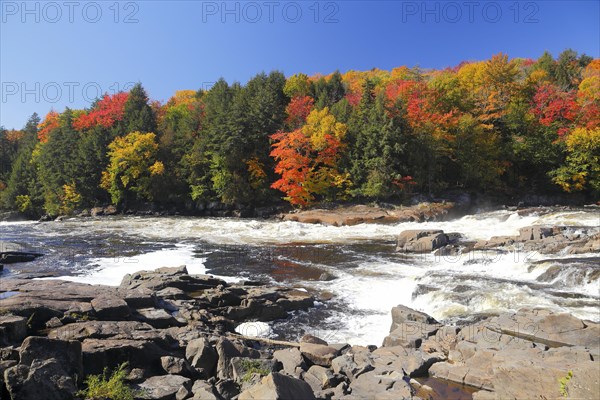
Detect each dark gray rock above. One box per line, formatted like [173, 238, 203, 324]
[161, 356, 197, 378]
[396, 229, 449, 253]
[0, 315, 27, 345]
[185, 338, 218, 378]
[91, 295, 131, 320]
[238, 372, 316, 400]
[273, 348, 306, 377]
[4, 359, 78, 400]
[299, 343, 340, 367]
[136, 374, 191, 400]
[19, 337, 82, 378]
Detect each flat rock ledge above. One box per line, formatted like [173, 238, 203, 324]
[282, 203, 455, 226]
[1, 266, 598, 399]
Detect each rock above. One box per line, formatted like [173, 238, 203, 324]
[282, 203, 454, 226]
[19, 337, 82, 378]
[238, 372, 316, 400]
[82, 338, 170, 376]
[156, 287, 189, 300]
[389, 304, 438, 332]
[161, 356, 196, 378]
[231, 357, 278, 387]
[346, 369, 414, 399]
[4, 359, 78, 400]
[45, 317, 63, 329]
[428, 308, 600, 398]
[300, 343, 340, 367]
[120, 266, 227, 294]
[121, 287, 157, 308]
[136, 375, 191, 400]
[176, 385, 193, 400]
[185, 338, 218, 377]
[90, 207, 104, 216]
[371, 346, 445, 378]
[303, 365, 339, 391]
[215, 337, 260, 380]
[91, 295, 131, 320]
[0, 279, 116, 329]
[135, 307, 180, 329]
[487, 307, 600, 353]
[300, 334, 328, 345]
[273, 348, 306, 377]
[396, 230, 449, 253]
[214, 379, 239, 399]
[383, 322, 441, 348]
[0, 315, 27, 345]
[48, 320, 156, 341]
[191, 380, 220, 400]
[518, 225, 554, 241]
[104, 205, 118, 215]
[225, 299, 287, 322]
[331, 353, 373, 382]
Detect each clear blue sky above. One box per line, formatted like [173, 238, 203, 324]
[1, 0, 598, 129]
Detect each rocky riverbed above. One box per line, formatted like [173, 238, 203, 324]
[1, 264, 599, 399]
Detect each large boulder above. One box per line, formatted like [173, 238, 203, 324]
[303, 365, 339, 391]
[81, 338, 170, 376]
[0, 279, 115, 329]
[19, 337, 82, 378]
[231, 357, 279, 388]
[136, 374, 191, 400]
[238, 372, 316, 400]
[396, 230, 449, 253]
[0, 315, 27, 345]
[4, 359, 78, 400]
[273, 348, 306, 377]
[383, 322, 441, 348]
[185, 338, 218, 377]
[160, 356, 196, 378]
[215, 338, 260, 380]
[299, 343, 340, 367]
[389, 305, 437, 329]
[120, 266, 226, 293]
[518, 226, 554, 241]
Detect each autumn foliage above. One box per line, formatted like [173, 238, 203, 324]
[271, 108, 349, 206]
[37, 111, 60, 143]
[2, 50, 599, 216]
[73, 92, 129, 131]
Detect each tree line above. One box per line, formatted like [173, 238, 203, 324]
[1, 50, 598, 216]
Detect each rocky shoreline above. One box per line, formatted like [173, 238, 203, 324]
[1, 264, 599, 399]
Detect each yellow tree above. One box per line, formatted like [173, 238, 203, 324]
[551, 127, 600, 194]
[101, 132, 165, 205]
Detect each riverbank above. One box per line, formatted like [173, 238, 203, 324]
[1, 266, 598, 399]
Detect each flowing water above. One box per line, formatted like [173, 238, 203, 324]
[1, 208, 599, 346]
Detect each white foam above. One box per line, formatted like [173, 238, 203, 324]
[42, 244, 240, 287]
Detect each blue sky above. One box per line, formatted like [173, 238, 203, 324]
[1, 0, 598, 129]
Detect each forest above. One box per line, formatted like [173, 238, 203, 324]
[0, 50, 598, 217]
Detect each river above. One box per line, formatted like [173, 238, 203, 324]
[1, 208, 599, 346]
